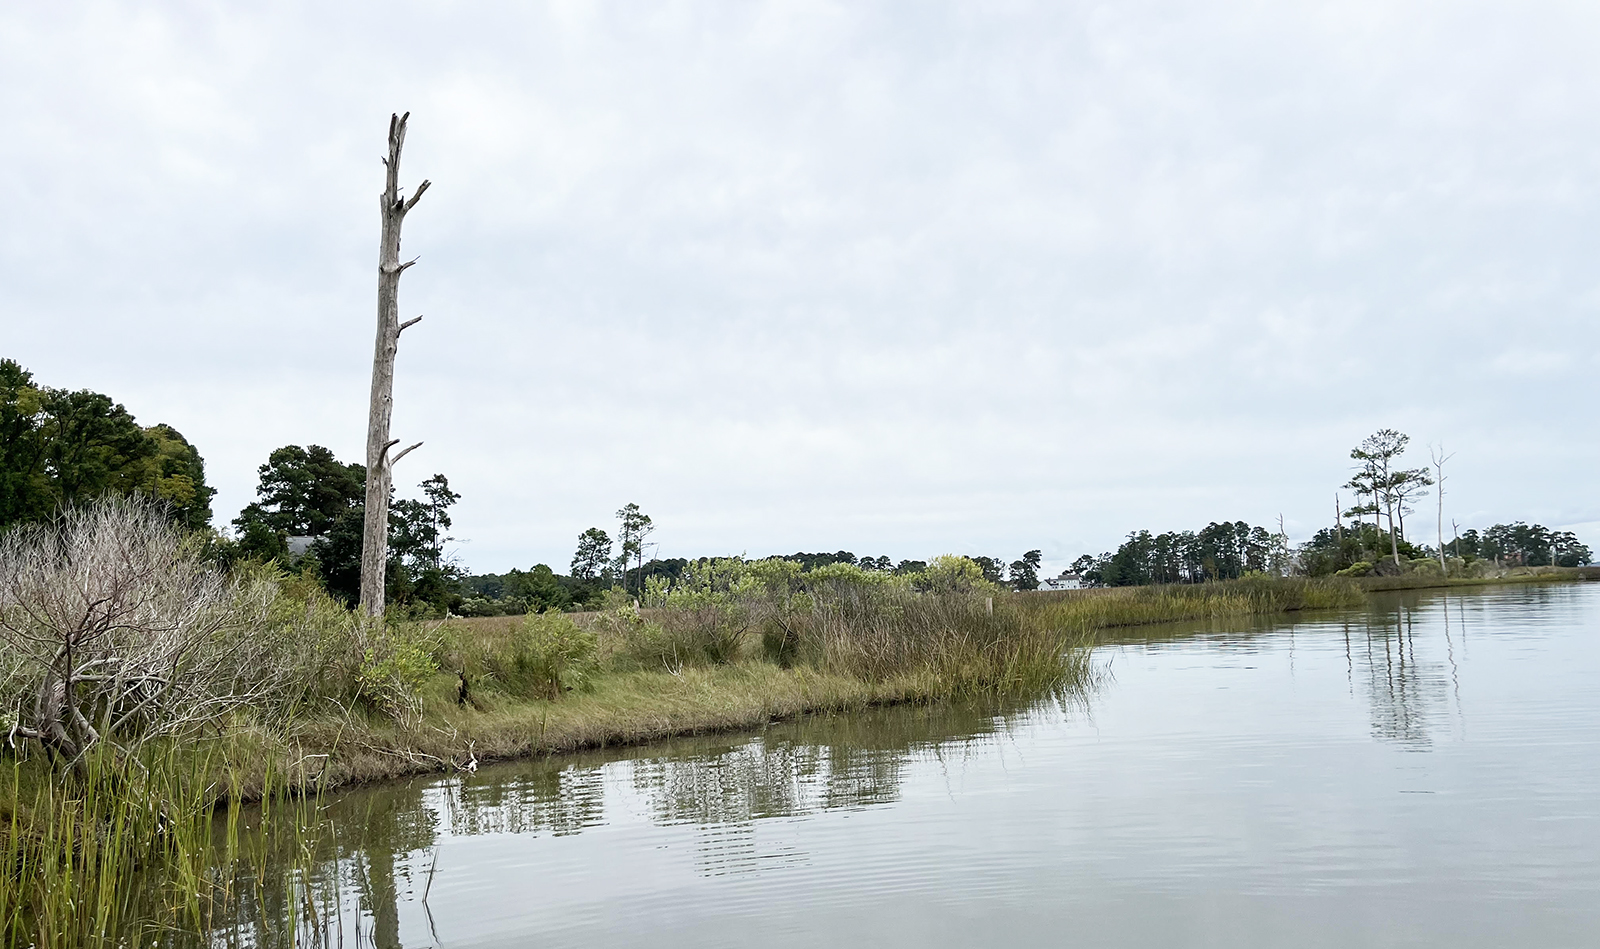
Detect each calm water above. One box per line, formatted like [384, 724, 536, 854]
[257, 584, 1600, 947]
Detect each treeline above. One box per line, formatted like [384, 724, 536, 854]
[1070, 521, 1289, 587]
[1067, 426, 1591, 587]
[0, 360, 214, 532]
[456, 546, 1048, 617]
[6, 368, 1590, 607]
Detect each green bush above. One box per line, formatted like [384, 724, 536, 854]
[355, 634, 439, 724]
[1335, 560, 1374, 577]
[486, 611, 598, 700]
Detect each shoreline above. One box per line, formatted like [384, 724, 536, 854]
[288, 571, 1597, 799]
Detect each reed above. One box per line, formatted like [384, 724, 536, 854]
[1023, 576, 1364, 634]
[0, 744, 330, 947]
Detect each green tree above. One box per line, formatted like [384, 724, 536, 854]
[0, 360, 214, 531]
[133, 424, 216, 532]
[391, 474, 458, 572]
[613, 503, 654, 594]
[1009, 550, 1042, 591]
[570, 527, 613, 582]
[231, 445, 365, 559]
[970, 556, 1006, 584]
[1347, 429, 1430, 568]
[0, 360, 50, 526]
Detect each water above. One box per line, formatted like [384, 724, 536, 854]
[257, 584, 1600, 947]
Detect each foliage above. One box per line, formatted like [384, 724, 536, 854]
[354, 633, 439, 726]
[480, 611, 600, 700]
[613, 502, 654, 594]
[1344, 428, 1433, 566]
[1448, 522, 1592, 567]
[390, 473, 458, 573]
[1078, 521, 1282, 587]
[570, 527, 613, 582]
[0, 360, 215, 533]
[1009, 550, 1042, 591]
[1298, 523, 1427, 577]
[231, 445, 365, 554]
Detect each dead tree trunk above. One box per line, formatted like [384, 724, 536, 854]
[361, 112, 429, 619]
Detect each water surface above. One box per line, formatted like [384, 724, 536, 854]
[269, 584, 1600, 947]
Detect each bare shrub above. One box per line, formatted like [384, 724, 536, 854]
[0, 500, 308, 768]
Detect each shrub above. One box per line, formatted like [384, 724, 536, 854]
[0, 499, 344, 767]
[486, 611, 598, 700]
[355, 633, 439, 725]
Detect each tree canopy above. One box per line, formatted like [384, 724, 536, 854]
[0, 359, 214, 531]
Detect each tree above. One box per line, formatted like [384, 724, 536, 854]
[970, 556, 1006, 584]
[571, 528, 613, 582]
[133, 424, 216, 532]
[1347, 429, 1427, 568]
[1, 360, 215, 532]
[232, 445, 365, 560]
[0, 360, 50, 527]
[613, 503, 654, 594]
[391, 474, 458, 572]
[361, 111, 431, 619]
[1009, 550, 1042, 591]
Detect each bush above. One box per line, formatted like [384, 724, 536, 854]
[485, 611, 598, 700]
[354, 632, 439, 725]
[0, 499, 352, 767]
[1336, 560, 1374, 577]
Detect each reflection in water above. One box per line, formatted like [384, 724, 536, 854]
[188, 585, 1599, 948]
[1355, 597, 1449, 747]
[200, 703, 1031, 947]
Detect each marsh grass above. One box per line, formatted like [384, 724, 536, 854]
[1025, 576, 1364, 634]
[0, 744, 331, 948]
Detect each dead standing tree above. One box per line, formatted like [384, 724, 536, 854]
[361, 113, 430, 619]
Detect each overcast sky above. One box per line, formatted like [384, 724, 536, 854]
[4, 2, 1597, 575]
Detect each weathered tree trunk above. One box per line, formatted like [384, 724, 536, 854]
[361, 113, 429, 618]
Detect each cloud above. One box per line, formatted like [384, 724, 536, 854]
[3, 1, 1598, 572]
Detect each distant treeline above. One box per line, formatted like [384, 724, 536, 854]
[4, 367, 1590, 611]
[1072, 517, 1591, 588]
[455, 548, 1046, 617]
[1070, 521, 1287, 587]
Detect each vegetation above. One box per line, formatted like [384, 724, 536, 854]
[1066, 429, 1591, 588]
[1071, 520, 1291, 587]
[0, 360, 214, 533]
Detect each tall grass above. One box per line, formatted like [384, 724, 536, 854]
[0, 744, 330, 947]
[1024, 576, 1364, 633]
[769, 586, 1092, 699]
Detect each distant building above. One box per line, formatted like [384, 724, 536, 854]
[1040, 573, 1082, 591]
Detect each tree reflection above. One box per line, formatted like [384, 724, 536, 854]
[1351, 596, 1449, 747]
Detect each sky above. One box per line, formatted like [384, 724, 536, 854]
[3, 1, 1597, 576]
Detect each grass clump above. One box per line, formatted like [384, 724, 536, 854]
[489, 611, 599, 700]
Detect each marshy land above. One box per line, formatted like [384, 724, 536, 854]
[0, 502, 1367, 941]
[0, 502, 1592, 944]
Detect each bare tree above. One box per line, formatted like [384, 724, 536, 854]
[0, 501, 286, 772]
[361, 113, 430, 618]
[1431, 444, 1454, 576]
